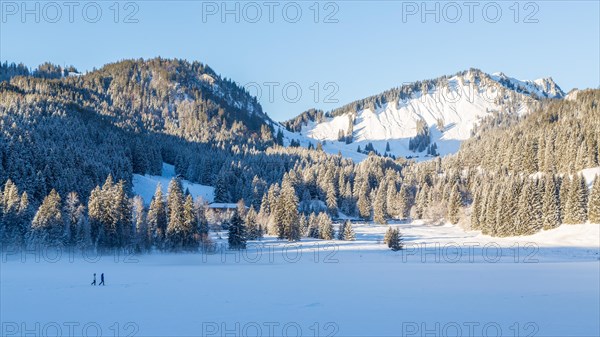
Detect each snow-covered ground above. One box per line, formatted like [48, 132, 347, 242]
[132, 163, 215, 205]
[2, 222, 598, 336]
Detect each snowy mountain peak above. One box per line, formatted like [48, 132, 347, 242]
[490, 72, 564, 99]
[282, 69, 564, 162]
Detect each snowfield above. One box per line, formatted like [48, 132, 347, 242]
[132, 163, 215, 205]
[2, 222, 598, 336]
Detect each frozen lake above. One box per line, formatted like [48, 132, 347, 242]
[2, 222, 599, 336]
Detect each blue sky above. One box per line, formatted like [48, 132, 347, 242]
[1, 0, 598, 121]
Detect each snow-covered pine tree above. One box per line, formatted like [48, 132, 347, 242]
[542, 175, 561, 230]
[245, 207, 262, 240]
[274, 179, 301, 241]
[414, 184, 429, 220]
[132, 196, 150, 253]
[357, 181, 371, 219]
[195, 199, 210, 242]
[566, 174, 588, 224]
[383, 226, 393, 245]
[388, 228, 403, 251]
[483, 184, 499, 235]
[341, 181, 354, 216]
[166, 177, 186, 251]
[113, 180, 132, 248]
[182, 194, 199, 250]
[588, 176, 600, 223]
[147, 183, 167, 248]
[373, 186, 387, 224]
[398, 185, 410, 219]
[318, 212, 334, 240]
[495, 178, 519, 236]
[343, 220, 356, 241]
[307, 213, 319, 238]
[470, 188, 482, 229]
[299, 214, 308, 237]
[337, 221, 346, 240]
[326, 182, 338, 217]
[1, 180, 27, 245]
[214, 173, 230, 203]
[385, 181, 399, 219]
[16, 192, 33, 247]
[63, 192, 84, 247]
[29, 189, 64, 246]
[74, 208, 92, 250]
[516, 179, 543, 235]
[447, 183, 462, 224]
[87, 186, 103, 247]
[228, 210, 247, 249]
[477, 185, 490, 233]
[559, 176, 571, 222]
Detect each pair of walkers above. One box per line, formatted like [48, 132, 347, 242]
[91, 273, 105, 286]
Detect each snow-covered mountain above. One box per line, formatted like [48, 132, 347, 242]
[281, 69, 565, 161]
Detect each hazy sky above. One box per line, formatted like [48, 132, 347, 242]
[1, 0, 598, 121]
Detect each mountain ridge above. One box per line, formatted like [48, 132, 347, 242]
[281, 68, 565, 161]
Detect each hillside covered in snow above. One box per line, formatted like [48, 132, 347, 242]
[282, 69, 565, 161]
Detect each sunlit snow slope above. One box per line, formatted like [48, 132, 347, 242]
[285, 70, 564, 162]
[132, 163, 215, 204]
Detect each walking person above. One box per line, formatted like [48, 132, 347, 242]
[91, 273, 96, 286]
[99, 273, 105, 286]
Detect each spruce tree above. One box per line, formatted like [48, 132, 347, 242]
[228, 210, 247, 249]
[398, 185, 410, 219]
[383, 226, 393, 245]
[357, 182, 371, 219]
[447, 183, 462, 224]
[415, 184, 429, 220]
[326, 183, 338, 217]
[386, 182, 399, 218]
[63, 192, 84, 246]
[566, 174, 588, 224]
[1, 181, 28, 246]
[87, 186, 103, 247]
[542, 175, 561, 230]
[132, 196, 150, 252]
[166, 178, 186, 251]
[299, 214, 308, 237]
[29, 189, 64, 246]
[16, 192, 33, 247]
[307, 213, 320, 238]
[516, 179, 543, 235]
[388, 228, 403, 251]
[337, 221, 346, 240]
[373, 186, 387, 224]
[588, 176, 600, 223]
[559, 176, 571, 221]
[343, 220, 356, 241]
[274, 180, 301, 241]
[495, 179, 519, 236]
[182, 194, 199, 250]
[470, 188, 482, 229]
[147, 184, 168, 248]
[245, 207, 263, 240]
[112, 180, 132, 248]
[318, 212, 334, 240]
[195, 199, 210, 242]
[483, 184, 499, 235]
